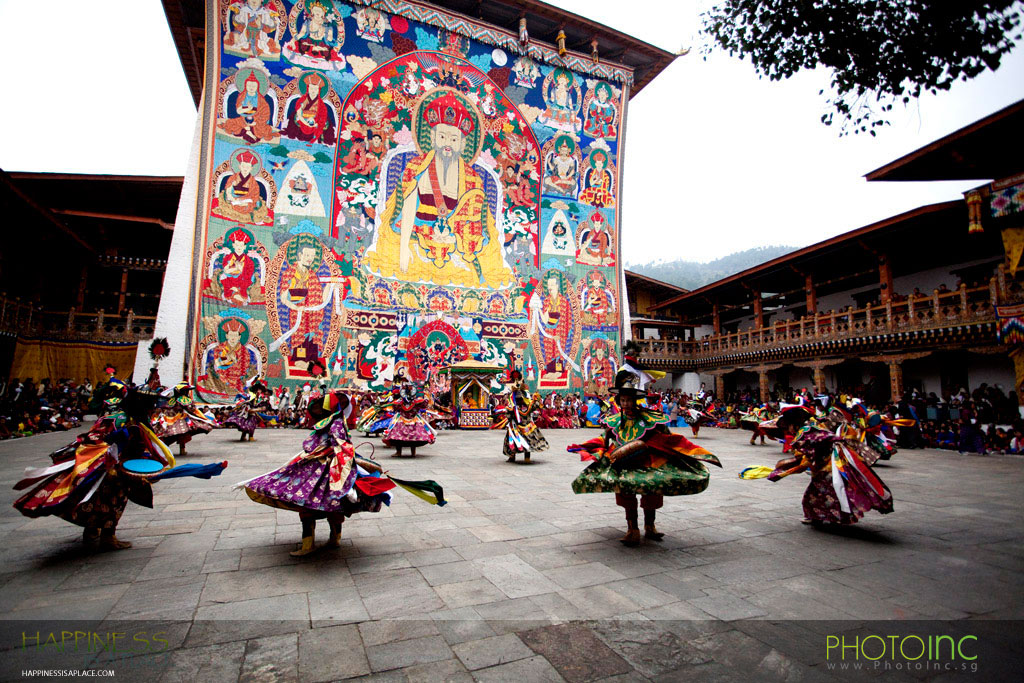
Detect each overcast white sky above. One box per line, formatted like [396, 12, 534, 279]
[1, 0, 1021, 264]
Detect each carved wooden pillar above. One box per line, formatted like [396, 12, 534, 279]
[753, 291, 763, 329]
[888, 360, 903, 403]
[712, 299, 721, 335]
[758, 369, 770, 403]
[75, 264, 88, 310]
[862, 352, 931, 403]
[117, 268, 129, 316]
[879, 254, 893, 304]
[714, 373, 725, 400]
[805, 274, 816, 315]
[813, 366, 827, 393]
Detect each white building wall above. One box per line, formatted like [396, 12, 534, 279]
[133, 107, 203, 384]
[967, 354, 1015, 393]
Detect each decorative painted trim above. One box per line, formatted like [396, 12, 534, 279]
[358, 0, 635, 85]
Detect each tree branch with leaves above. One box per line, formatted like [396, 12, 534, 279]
[701, 0, 1023, 135]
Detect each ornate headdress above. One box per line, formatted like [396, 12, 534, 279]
[222, 318, 246, 334]
[425, 92, 475, 135]
[237, 150, 258, 166]
[228, 227, 251, 244]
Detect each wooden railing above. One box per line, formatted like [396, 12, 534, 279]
[0, 295, 156, 342]
[637, 283, 998, 361]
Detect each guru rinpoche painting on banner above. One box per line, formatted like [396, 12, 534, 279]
[188, 0, 630, 399]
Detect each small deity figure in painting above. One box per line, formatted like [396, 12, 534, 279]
[205, 319, 260, 395]
[283, 0, 346, 71]
[219, 70, 278, 145]
[538, 271, 575, 381]
[211, 227, 263, 305]
[580, 270, 616, 325]
[341, 131, 381, 176]
[278, 234, 328, 371]
[537, 68, 582, 133]
[583, 338, 618, 394]
[225, 0, 282, 60]
[353, 6, 388, 43]
[364, 88, 513, 289]
[212, 150, 273, 226]
[582, 81, 618, 140]
[541, 209, 574, 256]
[543, 135, 579, 197]
[512, 56, 541, 88]
[501, 162, 533, 207]
[281, 72, 336, 145]
[578, 149, 616, 208]
[576, 211, 615, 267]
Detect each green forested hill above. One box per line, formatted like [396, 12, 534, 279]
[627, 246, 796, 290]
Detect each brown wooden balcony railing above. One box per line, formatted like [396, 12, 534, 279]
[0, 294, 156, 342]
[636, 283, 998, 361]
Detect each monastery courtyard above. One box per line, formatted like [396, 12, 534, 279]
[1, 426, 1022, 681]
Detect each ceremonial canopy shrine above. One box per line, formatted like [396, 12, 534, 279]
[155, 0, 676, 402]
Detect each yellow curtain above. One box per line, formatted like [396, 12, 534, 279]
[9, 337, 138, 386]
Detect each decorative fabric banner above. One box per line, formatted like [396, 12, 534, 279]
[184, 0, 633, 402]
[1001, 226, 1024, 276]
[10, 337, 139, 386]
[992, 182, 1024, 218]
[996, 303, 1024, 345]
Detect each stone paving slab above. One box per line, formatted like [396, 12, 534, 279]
[1, 426, 1022, 680]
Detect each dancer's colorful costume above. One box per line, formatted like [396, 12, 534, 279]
[223, 381, 271, 441]
[569, 369, 721, 546]
[382, 383, 436, 456]
[238, 390, 446, 556]
[154, 382, 216, 454]
[493, 375, 548, 462]
[13, 382, 227, 550]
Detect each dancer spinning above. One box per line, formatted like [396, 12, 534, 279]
[741, 403, 775, 446]
[223, 380, 271, 441]
[14, 381, 227, 550]
[493, 371, 548, 463]
[763, 414, 895, 526]
[154, 382, 217, 455]
[682, 398, 713, 437]
[355, 389, 396, 436]
[239, 390, 447, 556]
[569, 369, 721, 546]
[382, 381, 435, 457]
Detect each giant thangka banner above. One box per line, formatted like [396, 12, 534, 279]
[186, 0, 632, 401]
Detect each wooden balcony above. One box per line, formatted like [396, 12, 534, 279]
[0, 294, 156, 343]
[636, 283, 1000, 370]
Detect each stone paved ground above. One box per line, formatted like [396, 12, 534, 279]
[1, 425, 1022, 681]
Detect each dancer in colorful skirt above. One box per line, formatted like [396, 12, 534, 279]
[850, 402, 913, 461]
[764, 417, 894, 525]
[154, 382, 217, 455]
[355, 390, 396, 436]
[223, 380, 271, 441]
[569, 369, 722, 546]
[741, 404, 775, 445]
[493, 371, 548, 463]
[682, 399, 713, 437]
[13, 381, 227, 550]
[238, 390, 446, 556]
[382, 381, 435, 457]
